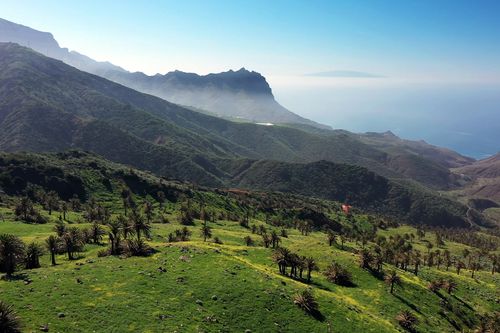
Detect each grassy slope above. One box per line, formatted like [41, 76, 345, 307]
[0, 204, 498, 333]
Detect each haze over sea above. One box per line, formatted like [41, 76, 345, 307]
[270, 77, 500, 159]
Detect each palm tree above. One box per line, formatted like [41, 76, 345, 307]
[200, 222, 212, 242]
[261, 233, 271, 248]
[474, 312, 499, 333]
[428, 280, 442, 293]
[0, 234, 25, 277]
[305, 257, 319, 283]
[426, 241, 433, 254]
[456, 260, 465, 275]
[0, 301, 22, 333]
[117, 214, 132, 240]
[339, 234, 346, 249]
[61, 202, 68, 221]
[24, 242, 43, 269]
[443, 279, 457, 295]
[270, 230, 281, 248]
[326, 230, 337, 246]
[45, 191, 59, 215]
[470, 261, 481, 278]
[359, 248, 373, 269]
[121, 188, 131, 216]
[396, 310, 418, 332]
[412, 251, 422, 276]
[90, 222, 105, 244]
[53, 220, 66, 237]
[107, 218, 123, 255]
[143, 200, 154, 224]
[14, 197, 33, 221]
[443, 250, 452, 271]
[489, 254, 498, 275]
[129, 210, 150, 241]
[272, 247, 291, 275]
[45, 235, 59, 266]
[384, 271, 401, 294]
[157, 191, 166, 210]
[62, 227, 83, 260]
[243, 236, 254, 246]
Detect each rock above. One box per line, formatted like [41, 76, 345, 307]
[195, 299, 203, 306]
[245, 330, 252, 333]
[57, 312, 65, 318]
[211, 295, 218, 301]
[39, 324, 49, 332]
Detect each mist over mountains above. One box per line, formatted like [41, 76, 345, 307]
[0, 17, 327, 129]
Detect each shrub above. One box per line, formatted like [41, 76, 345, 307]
[324, 262, 353, 286]
[0, 301, 22, 333]
[395, 310, 418, 331]
[125, 239, 153, 257]
[293, 289, 318, 314]
[243, 236, 254, 246]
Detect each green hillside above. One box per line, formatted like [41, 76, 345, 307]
[0, 42, 470, 191]
[0, 152, 498, 333]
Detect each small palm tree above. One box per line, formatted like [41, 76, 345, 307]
[90, 222, 105, 244]
[0, 234, 25, 277]
[62, 227, 83, 260]
[428, 280, 443, 293]
[443, 279, 457, 295]
[0, 301, 22, 333]
[326, 230, 337, 246]
[61, 202, 68, 221]
[293, 289, 318, 314]
[456, 260, 465, 275]
[24, 242, 43, 269]
[384, 271, 401, 294]
[272, 247, 291, 275]
[270, 230, 281, 248]
[45, 235, 59, 266]
[53, 220, 66, 237]
[143, 200, 154, 224]
[243, 236, 254, 246]
[324, 262, 353, 286]
[107, 218, 123, 255]
[396, 310, 418, 332]
[359, 248, 373, 269]
[305, 257, 319, 283]
[129, 210, 150, 241]
[200, 222, 212, 242]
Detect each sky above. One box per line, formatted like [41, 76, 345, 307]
[1, 0, 500, 79]
[1, 0, 500, 157]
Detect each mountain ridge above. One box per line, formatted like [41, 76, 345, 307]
[0, 42, 484, 228]
[0, 17, 328, 129]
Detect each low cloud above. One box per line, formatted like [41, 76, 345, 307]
[305, 70, 385, 78]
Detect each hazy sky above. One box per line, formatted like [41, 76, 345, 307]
[1, 0, 499, 157]
[1, 0, 500, 81]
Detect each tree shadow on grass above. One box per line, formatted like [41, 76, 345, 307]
[368, 268, 385, 281]
[394, 294, 423, 315]
[309, 309, 326, 322]
[451, 294, 474, 311]
[1, 272, 29, 281]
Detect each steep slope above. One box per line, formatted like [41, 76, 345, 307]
[450, 153, 500, 203]
[0, 43, 484, 227]
[0, 42, 445, 186]
[218, 159, 474, 228]
[0, 17, 326, 129]
[0, 151, 480, 229]
[455, 153, 500, 179]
